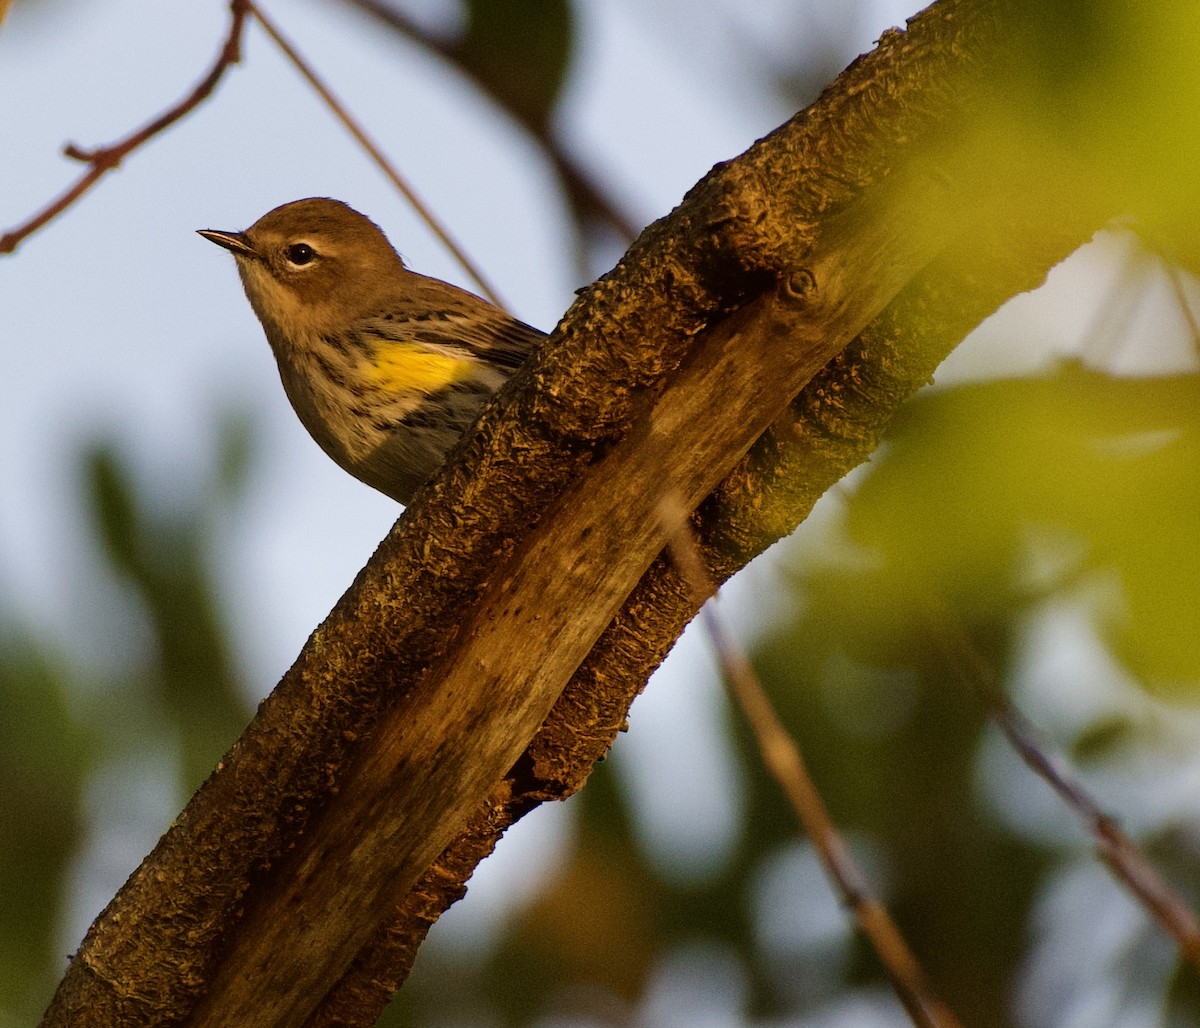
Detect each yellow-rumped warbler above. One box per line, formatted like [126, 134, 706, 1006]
[199, 197, 545, 504]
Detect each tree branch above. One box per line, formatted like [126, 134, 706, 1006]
[39, 1, 1106, 1025]
[0, 0, 248, 255]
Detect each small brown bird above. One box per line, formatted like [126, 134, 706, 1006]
[199, 197, 545, 504]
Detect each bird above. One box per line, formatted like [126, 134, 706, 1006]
[198, 197, 545, 505]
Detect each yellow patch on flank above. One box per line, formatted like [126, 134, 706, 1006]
[368, 342, 475, 395]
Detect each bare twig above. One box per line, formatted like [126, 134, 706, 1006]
[660, 497, 962, 1028]
[246, 1, 505, 308]
[0, 0, 250, 255]
[923, 594, 1200, 967]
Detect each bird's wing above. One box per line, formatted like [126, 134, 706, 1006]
[360, 282, 547, 371]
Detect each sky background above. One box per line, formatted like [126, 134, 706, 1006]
[6, 1, 1200, 1022]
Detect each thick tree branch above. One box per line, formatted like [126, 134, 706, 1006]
[40, 1, 1106, 1025]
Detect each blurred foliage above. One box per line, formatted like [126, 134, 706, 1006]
[993, 0, 1200, 272]
[0, 417, 254, 1022]
[0, 630, 91, 1024]
[750, 363, 1200, 1023]
[454, 0, 573, 133]
[847, 363, 1200, 689]
[84, 417, 253, 792]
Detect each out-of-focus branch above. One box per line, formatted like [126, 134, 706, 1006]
[1166, 264, 1200, 350]
[332, 0, 643, 245]
[663, 500, 962, 1028]
[246, 1, 504, 307]
[924, 596, 1200, 968]
[0, 0, 249, 254]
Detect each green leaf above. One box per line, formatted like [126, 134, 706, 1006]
[456, 0, 574, 131]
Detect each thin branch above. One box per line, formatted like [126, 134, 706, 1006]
[1165, 262, 1200, 353]
[331, 0, 643, 245]
[246, 1, 505, 308]
[0, 0, 250, 255]
[660, 497, 963, 1028]
[923, 595, 1200, 968]
[1123, 224, 1200, 354]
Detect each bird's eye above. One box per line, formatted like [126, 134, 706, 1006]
[285, 243, 317, 267]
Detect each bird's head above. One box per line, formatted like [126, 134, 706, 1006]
[199, 197, 407, 345]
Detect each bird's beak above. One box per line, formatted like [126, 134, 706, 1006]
[197, 228, 258, 259]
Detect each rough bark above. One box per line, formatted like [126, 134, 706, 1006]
[40, 0, 1105, 1025]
